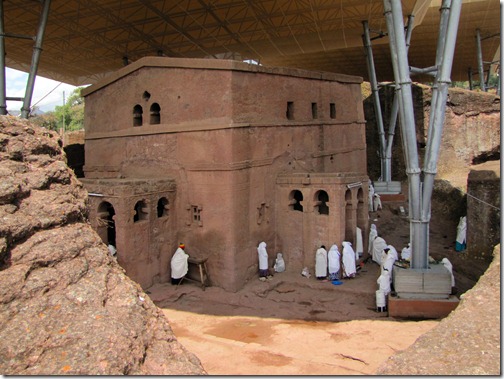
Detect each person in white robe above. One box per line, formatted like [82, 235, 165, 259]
[455, 216, 467, 252]
[373, 193, 382, 211]
[315, 245, 328, 280]
[328, 244, 341, 280]
[355, 227, 363, 259]
[371, 236, 387, 265]
[368, 224, 378, 255]
[377, 269, 391, 295]
[257, 241, 271, 280]
[441, 257, 456, 288]
[401, 243, 411, 261]
[171, 243, 189, 285]
[382, 245, 398, 279]
[274, 252, 286, 273]
[368, 180, 375, 212]
[342, 241, 357, 278]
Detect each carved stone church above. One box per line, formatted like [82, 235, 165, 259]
[81, 57, 369, 292]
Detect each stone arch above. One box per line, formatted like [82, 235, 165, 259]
[133, 104, 143, 126]
[97, 201, 116, 246]
[133, 199, 149, 222]
[157, 197, 169, 217]
[150, 103, 161, 124]
[344, 189, 354, 242]
[289, 189, 304, 212]
[314, 189, 329, 215]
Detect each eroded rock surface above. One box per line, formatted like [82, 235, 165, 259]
[377, 245, 500, 375]
[0, 116, 206, 375]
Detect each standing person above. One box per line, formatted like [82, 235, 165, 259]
[382, 245, 398, 278]
[315, 245, 328, 280]
[171, 243, 189, 285]
[368, 180, 375, 212]
[328, 244, 341, 281]
[257, 241, 272, 281]
[368, 224, 378, 255]
[371, 236, 387, 265]
[455, 216, 467, 252]
[342, 241, 357, 278]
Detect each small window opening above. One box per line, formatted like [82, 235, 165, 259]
[289, 190, 304, 212]
[315, 190, 329, 215]
[142, 91, 151, 101]
[330, 103, 336, 119]
[286, 101, 294, 120]
[191, 205, 202, 226]
[157, 197, 169, 217]
[150, 103, 161, 124]
[311, 102, 318, 119]
[133, 105, 143, 126]
[134, 200, 149, 222]
[257, 202, 268, 224]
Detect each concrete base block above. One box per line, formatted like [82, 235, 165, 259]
[388, 295, 460, 319]
[373, 181, 402, 195]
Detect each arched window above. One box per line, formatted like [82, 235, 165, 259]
[97, 201, 116, 246]
[289, 190, 304, 212]
[315, 190, 329, 215]
[157, 197, 169, 217]
[133, 105, 143, 126]
[150, 103, 161, 125]
[133, 200, 148, 222]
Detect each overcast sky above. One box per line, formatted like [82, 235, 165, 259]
[6, 67, 78, 113]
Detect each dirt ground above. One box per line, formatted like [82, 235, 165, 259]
[147, 195, 489, 375]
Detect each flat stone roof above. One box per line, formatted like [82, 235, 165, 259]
[82, 56, 363, 97]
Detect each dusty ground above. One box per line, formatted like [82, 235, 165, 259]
[147, 194, 490, 375]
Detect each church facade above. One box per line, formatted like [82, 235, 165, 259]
[81, 57, 369, 292]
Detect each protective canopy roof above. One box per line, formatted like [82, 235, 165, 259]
[3, 0, 500, 86]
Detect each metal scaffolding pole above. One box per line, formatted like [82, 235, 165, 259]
[476, 28, 487, 92]
[362, 20, 387, 181]
[385, 15, 414, 183]
[384, 0, 422, 267]
[420, 0, 462, 268]
[0, 0, 6, 115]
[21, 0, 51, 119]
[384, 0, 462, 270]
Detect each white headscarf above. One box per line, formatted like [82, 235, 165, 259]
[171, 247, 189, 279]
[328, 244, 341, 275]
[377, 270, 391, 295]
[342, 241, 356, 277]
[257, 242, 269, 270]
[401, 243, 411, 261]
[382, 245, 398, 278]
[274, 252, 286, 272]
[371, 236, 387, 265]
[315, 246, 328, 277]
[442, 257, 455, 287]
[368, 224, 378, 254]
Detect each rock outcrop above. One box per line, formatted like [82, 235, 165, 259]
[0, 116, 206, 375]
[376, 244, 500, 375]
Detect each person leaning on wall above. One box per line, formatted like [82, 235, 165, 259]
[171, 243, 189, 285]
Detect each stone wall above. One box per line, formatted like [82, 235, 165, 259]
[82, 57, 369, 292]
[364, 84, 500, 185]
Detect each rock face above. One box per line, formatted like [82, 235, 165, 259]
[0, 116, 206, 375]
[376, 245, 500, 375]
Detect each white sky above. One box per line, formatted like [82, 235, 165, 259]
[5, 67, 78, 113]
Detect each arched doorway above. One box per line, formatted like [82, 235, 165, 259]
[97, 201, 116, 247]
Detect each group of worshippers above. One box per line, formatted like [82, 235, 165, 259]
[369, 224, 401, 296]
[314, 242, 358, 281]
[257, 241, 358, 281]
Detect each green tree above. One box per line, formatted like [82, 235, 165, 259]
[31, 87, 85, 131]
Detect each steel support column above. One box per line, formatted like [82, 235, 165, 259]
[21, 0, 51, 119]
[383, 0, 462, 270]
[420, 0, 462, 268]
[362, 20, 387, 181]
[475, 28, 487, 92]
